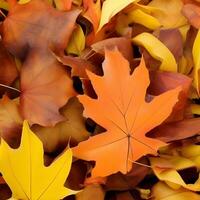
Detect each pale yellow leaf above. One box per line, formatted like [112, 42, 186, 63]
[132, 32, 177, 72]
[98, 0, 139, 31]
[0, 121, 77, 200]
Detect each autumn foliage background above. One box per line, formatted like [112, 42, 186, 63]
[1, 0, 200, 199]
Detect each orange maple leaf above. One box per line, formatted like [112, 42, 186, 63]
[73, 49, 181, 178]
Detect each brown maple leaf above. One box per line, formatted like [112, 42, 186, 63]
[0, 41, 18, 86]
[20, 49, 75, 126]
[2, 0, 80, 59]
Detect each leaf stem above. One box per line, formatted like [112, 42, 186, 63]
[0, 10, 6, 18]
[129, 159, 152, 168]
[0, 84, 21, 93]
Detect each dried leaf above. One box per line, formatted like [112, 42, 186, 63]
[98, 0, 139, 31]
[33, 97, 90, 153]
[20, 49, 75, 126]
[152, 182, 200, 200]
[2, 0, 80, 58]
[132, 32, 177, 72]
[0, 42, 18, 86]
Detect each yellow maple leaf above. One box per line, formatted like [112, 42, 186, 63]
[0, 121, 77, 200]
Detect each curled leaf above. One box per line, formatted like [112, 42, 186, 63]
[132, 32, 177, 72]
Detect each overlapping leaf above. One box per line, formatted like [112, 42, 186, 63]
[0, 121, 76, 199]
[73, 49, 181, 178]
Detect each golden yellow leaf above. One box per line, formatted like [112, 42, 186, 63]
[0, 121, 77, 200]
[66, 25, 85, 56]
[150, 147, 200, 191]
[18, 0, 30, 4]
[152, 182, 200, 200]
[181, 145, 200, 168]
[116, 8, 160, 35]
[132, 32, 177, 72]
[147, 0, 187, 29]
[0, 0, 8, 10]
[192, 29, 200, 94]
[98, 0, 139, 31]
[18, 0, 53, 5]
[190, 104, 200, 116]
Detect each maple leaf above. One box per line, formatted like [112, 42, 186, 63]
[72, 49, 181, 178]
[2, 0, 80, 59]
[0, 121, 77, 200]
[20, 49, 75, 126]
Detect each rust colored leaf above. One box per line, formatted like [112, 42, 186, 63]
[0, 41, 18, 86]
[156, 29, 183, 62]
[32, 97, 89, 153]
[2, 0, 80, 59]
[20, 49, 75, 126]
[149, 71, 192, 121]
[182, 4, 200, 29]
[91, 37, 133, 62]
[149, 118, 200, 142]
[52, 52, 98, 79]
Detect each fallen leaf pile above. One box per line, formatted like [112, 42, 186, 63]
[1, 0, 200, 199]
